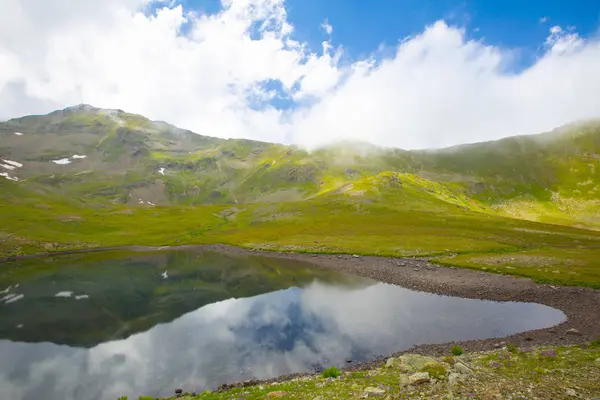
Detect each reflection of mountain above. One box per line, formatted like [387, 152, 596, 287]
[0, 249, 371, 347]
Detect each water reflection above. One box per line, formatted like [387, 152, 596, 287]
[0, 250, 565, 400]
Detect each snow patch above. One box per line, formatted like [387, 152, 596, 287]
[1, 163, 16, 170]
[55, 291, 73, 298]
[0, 286, 10, 295]
[146, 201, 155, 206]
[2, 160, 23, 168]
[158, 167, 165, 175]
[1, 293, 17, 302]
[161, 270, 168, 279]
[75, 294, 89, 300]
[72, 155, 87, 159]
[52, 158, 71, 165]
[0, 173, 19, 182]
[16, 324, 24, 328]
[14, 132, 23, 136]
[3, 294, 24, 304]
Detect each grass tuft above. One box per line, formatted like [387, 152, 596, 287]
[321, 366, 341, 379]
[451, 345, 464, 356]
[589, 337, 600, 349]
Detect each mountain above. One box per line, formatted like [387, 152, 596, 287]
[1, 105, 599, 288]
[1, 104, 598, 225]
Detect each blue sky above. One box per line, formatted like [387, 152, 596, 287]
[180, 0, 600, 70]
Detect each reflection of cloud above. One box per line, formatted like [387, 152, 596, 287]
[0, 282, 565, 400]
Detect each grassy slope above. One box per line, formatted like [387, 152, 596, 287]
[1, 107, 600, 288]
[159, 343, 600, 400]
[2, 170, 599, 287]
[2, 107, 599, 227]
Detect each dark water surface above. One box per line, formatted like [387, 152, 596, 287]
[0, 249, 565, 400]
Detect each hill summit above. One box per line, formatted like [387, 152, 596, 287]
[1, 105, 598, 229]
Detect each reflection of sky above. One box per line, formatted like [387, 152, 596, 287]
[0, 281, 565, 400]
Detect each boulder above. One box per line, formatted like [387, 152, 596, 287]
[448, 372, 463, 387]
[453, 362, 473, 375]
[408, 372, 430, 385]
[566, 328, 582, 336]
[396, 354, 437, 372]
[384, 357, 399, 368]
[399, 374, 410, 387]
[420, 361, 447, 378]
[362, 386, 386, 397]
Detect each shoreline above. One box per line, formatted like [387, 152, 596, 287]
[5, 244, 600, 391]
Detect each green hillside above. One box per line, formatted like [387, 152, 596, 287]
[1, 105, 599, 287]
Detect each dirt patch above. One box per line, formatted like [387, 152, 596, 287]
[466, 254, 582, 268]
[513, 227, 555, 235]
[56, 215, 85, 222]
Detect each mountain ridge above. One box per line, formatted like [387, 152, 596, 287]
[1, 104, 598, 227]
[1, 105, 600, 289]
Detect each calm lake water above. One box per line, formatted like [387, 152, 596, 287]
[0, 249, 565, 400]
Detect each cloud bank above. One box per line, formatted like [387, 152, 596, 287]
[1, 0, 600, 149]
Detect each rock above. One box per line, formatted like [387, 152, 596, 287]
[385, 357, 398, 368]
[421, 361, 447, 378]
[396, 354, 437, 372]
[565, 388, 577, 397]
[566, 328, 582, 336]
[267, 391, 288, 398]
[399, 374, 410, 387]
[453, 362, 472, 375]
[352, 254, 360, 258]
[408, 372, 430, 385]
[362, 387, 386, 397]
[595, 358, 600, 364]
[346, 358, 353, 363]
[493, 341, 506, 349]
[175, 388, 183, 395]
[448, 372, 463, 387]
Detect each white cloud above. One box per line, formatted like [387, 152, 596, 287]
[540, 16, 548, 23]
[321, 19, 333, 35]
[293, 22, 600, 149]
[1, 1, 600, 150]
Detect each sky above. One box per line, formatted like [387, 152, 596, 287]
[1, 0, 600, 149]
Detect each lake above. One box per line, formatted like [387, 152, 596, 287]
[0, 249, 565, 400]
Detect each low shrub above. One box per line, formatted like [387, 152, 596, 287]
[589, 337, 600, 349]
[321, 365, 341, 378]
[451, 345, 464, 356]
